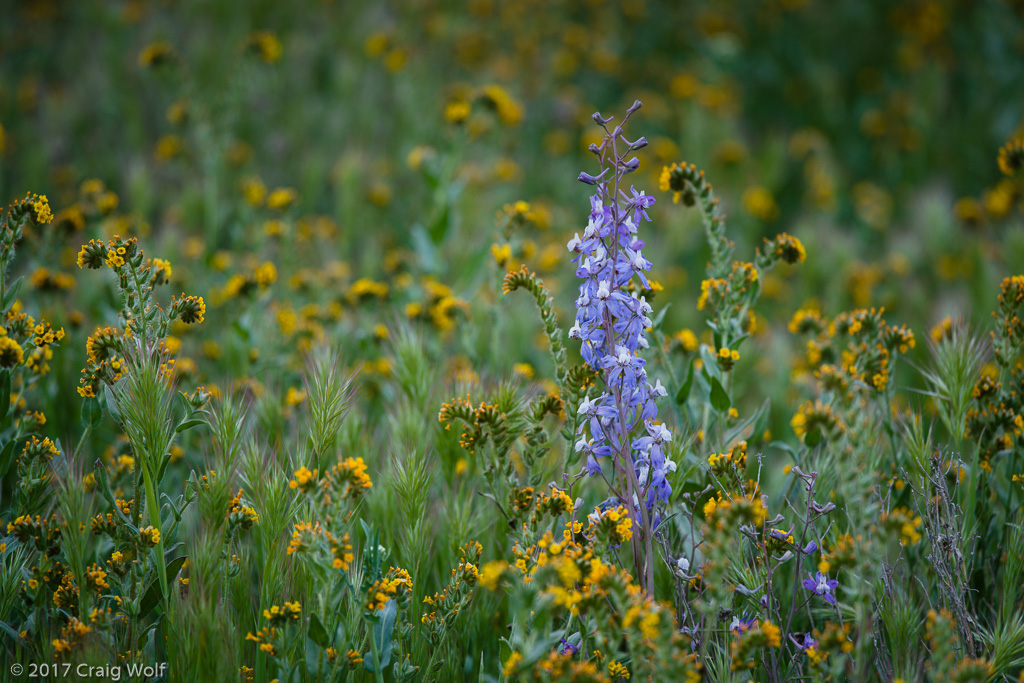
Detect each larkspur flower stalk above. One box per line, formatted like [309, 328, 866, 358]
[568, 100, 673, 593]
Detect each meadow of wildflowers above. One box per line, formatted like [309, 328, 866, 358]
[2, 1, 1024, 681]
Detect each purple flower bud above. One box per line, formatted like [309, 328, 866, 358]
[592, 111, 613, 125]
[790, 633, 818, 650]
[622, 157, 640, 173]
[588, 143, 602, 156]
[626, 99, 643, 115]
[578, 172, 600, 185]
[801, 541, 819, 555]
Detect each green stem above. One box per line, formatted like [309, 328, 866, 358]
[0, 257, 7, 307]
[368, 623, 386, 683]
[74, 424, 92, 459]
[142, 462, 168, 607]
[127, 265, 150, 354]
[220, 529, 233, 611]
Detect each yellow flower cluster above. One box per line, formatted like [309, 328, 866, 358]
[138, 41, 175, 67]
[715, 346, 740, 371]
[286, 521, 321, 556]
[30, 267, 75, 291]
[51, 618, 91, 660]
[703, 493, 767, 530]
[227, 489, 259, 530]
[31, 194, 53, 224]
[139, 526, 161, 547]
[85, 563, 109, 591]
[0, 334, 24, 368]
[365, 567, 412, 611]
[328, 531, 354, 571]
[791, 399, 845, 440]
[245, 626, 278, 656]
[246, 31, 283, 63]
[288, 466, 318, 492]
[608, 660, 630, 679]
[263, 601, 301, 625]
[477, 85, 523, 126]
[877, 507, 923, 546]
[347, 277, 388, 302]
[998, 136, 1024, 176]
[586, 505, 633, 547]
[707, 441, 748, 476]
[673, 328, 699, 353]
[730, 620, 782, 671]
[322, 457, 373, 501]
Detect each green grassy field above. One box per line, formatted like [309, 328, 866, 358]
[1, 1, 1024, 681]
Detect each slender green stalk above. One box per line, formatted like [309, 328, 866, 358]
[142, 461, 168, 606]
[368, 626, 386, 683]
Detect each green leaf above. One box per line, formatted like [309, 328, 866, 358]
[2, 276, 24, 310]
[675, 359, 695, 405]
[410, 224, 440, 273]
[80, 396, 102, 429]
[102, 383, 123, 425]
[751, 399, 772, 440]
[724, 398, 770, 445]
[157, 453, 172, 483]
[308, 613, 330, 649]
[428, 200, 451, 244]
[175, 418, 206, 434]
[768, 441, 798, 457]
[232, 321, 251, 343]
[0, 439, 16, 478]
[161, 493, 185, 523]
[0, 369, 10, 423]
[709, 376, 730, 412]
[699, 345, 722, 382]
[0, 620, 24, 644]
[363, 600, 398, 672]
[139, 554, 188, 620]
[651, 303, 671, 330]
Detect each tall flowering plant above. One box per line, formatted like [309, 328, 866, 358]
[568, 100, 671, 593]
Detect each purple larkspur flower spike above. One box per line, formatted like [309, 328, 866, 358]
[568, 101, 676, 509]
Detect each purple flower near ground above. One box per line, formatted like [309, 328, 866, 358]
[802, 571, 839, 604]
[558, 637, 579, 656]
[729, 613, 758, 634]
